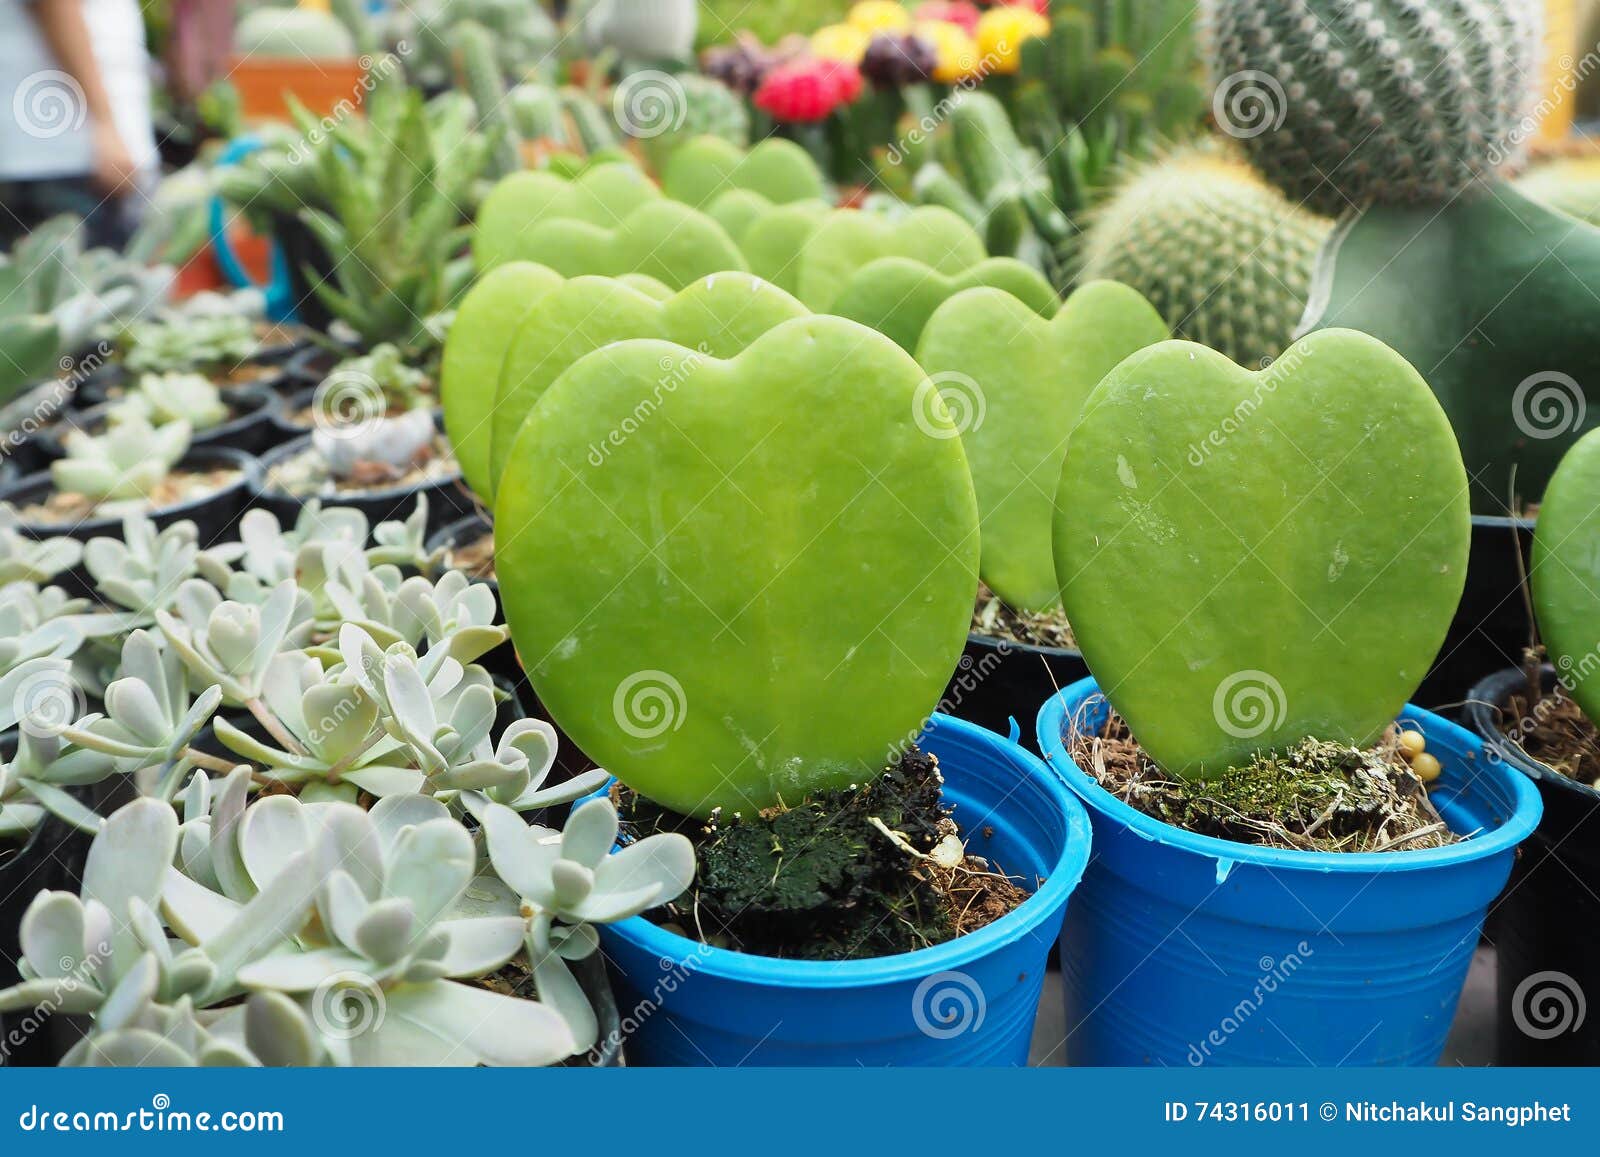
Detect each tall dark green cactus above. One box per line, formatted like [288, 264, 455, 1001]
[1017, 0, 1206, 215]
[455, 20, 523, 178]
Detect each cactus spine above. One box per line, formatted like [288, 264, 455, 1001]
[1078, 147, 1332, 366]
[1203, 0, 1543, 216]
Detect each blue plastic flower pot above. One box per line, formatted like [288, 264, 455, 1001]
[595, 712, 1092, 1066]
[1036, 678, 1542, 1067]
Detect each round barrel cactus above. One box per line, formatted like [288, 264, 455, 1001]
[1203, 0, 1542, 216]
[1079, 148, 1330, 367]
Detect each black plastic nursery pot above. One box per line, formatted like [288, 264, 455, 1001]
[593, 714, 1092, 1066]
[943, 631, 1089, 752]
[0, 445, 257, 585]
[30, 385, 285, 463]
[249, 431, 475, 538]
[1465, 666, 1600, 1066]
[1413, 515, 1536, 711]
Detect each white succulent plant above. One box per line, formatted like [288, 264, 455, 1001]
[50, 415, 192, 503]
[0, 511, 83, 585]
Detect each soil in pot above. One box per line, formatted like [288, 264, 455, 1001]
[616, 745, 1031, 961]
[1495, 672, 1600, 788]
[971, 582, 1075, 650]
[1068, 709, 1457, 854]
[444, 526, 495, 581]
[10, 461, 244, 528]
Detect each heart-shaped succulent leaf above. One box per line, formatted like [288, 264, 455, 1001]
[833, 257, 1059, 353]
[491, 201, 746, 290]
[1532, 429, 1600, 726]
[472, 163, 660, 271]
[495, 317, 979, 816]
[660, 136, 826, 208]
[486, 272, 808, 499]
[440, 261, 564, 498]
[791, 206, 987, 310]
[1054, 329, 1470, 777]
[738, 199, 830, 295]
[918, 281, 1169, 611]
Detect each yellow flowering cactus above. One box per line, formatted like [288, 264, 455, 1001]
[976, 4, 1048, 74]
[915, 19, 981, 83]
[812, 22, 871, 64]
[848, 1, 912, 34]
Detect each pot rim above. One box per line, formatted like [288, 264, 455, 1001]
[0, 445, 260, 538]
[592, 711, 1092, 987]
[1037, 676, 1542, 873]
[965, 629, 1081, 659]
[251, 428, 461, 506]
[1465, 665, 1600, 803]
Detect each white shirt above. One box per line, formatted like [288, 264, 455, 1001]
[0, 0, 159, 182]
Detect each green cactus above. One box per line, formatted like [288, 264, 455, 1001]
[1532, 430, 1600, 728]
[1203, 0, 1542, 218]
[494, 316, 979, 816]
[506, 83, 570, 146]
[1015, 0, 1207, 217]
[560, 87, 619, 154]
[233, 7, 356, 59]
[790, 206, 988, 312]
[472, 162, 661, 270]
[1055, 329, 1471, 777]
[918, 281, 1169, 613]
[440, 261, 566, 499]
[1078, 148, 1331, 367]
[486, 272, 809, 499]
[1302, 182, 1600, 515]
[948, 91, 1071, 253]
[831, 257, 1060, 355]
[455, 20, 523, 179]
[660, 137, 827, 210]
[635, 73, 749, 171]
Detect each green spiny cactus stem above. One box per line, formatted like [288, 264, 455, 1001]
[1079, 148, 1331, 366]
[507, 83, 570, 147]
[559, 87, 618, 154]
[949, 91, 1071, 249]
[455, 19, 523, 179]
[1203, 0, 1543, 217]
[637, 74, 750, 172]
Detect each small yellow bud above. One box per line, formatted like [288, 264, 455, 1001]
[1412, 752, 1442, 784]
[1397, 729, 1426, 760]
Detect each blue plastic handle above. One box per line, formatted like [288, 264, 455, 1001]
[208, 134, 298, 323]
